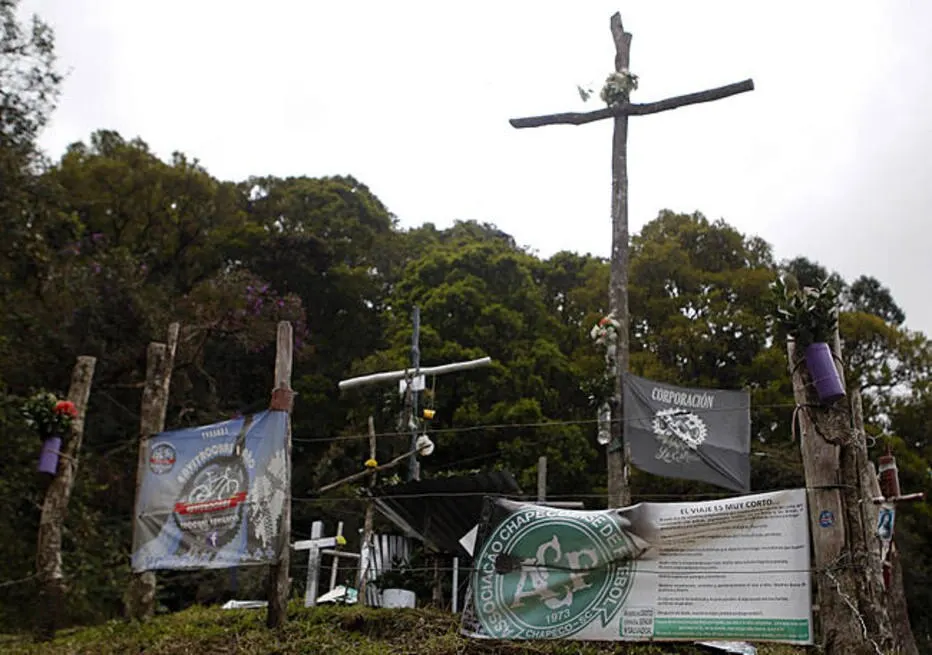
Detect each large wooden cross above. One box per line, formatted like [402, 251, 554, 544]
[509, 13, 754, 508]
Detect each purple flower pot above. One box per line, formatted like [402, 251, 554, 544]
[805, 342, 846, 404]
[38, 437, 61, 475]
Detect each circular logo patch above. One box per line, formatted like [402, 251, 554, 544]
[148, 442, 176, 475]
[652, 408, 707, 464]
[818, 510, 835, 528]
[473, 507, 636, 639]
[173, 455, 249, 549]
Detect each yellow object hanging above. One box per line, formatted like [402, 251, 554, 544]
[423, 408, 436, 419]
[364, 458, 378, 469]
[336, 535, 347, 547]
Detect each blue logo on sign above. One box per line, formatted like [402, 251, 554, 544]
[819, 510, 835, 528]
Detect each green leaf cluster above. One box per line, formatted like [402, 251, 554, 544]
[771, 275, 840, 346]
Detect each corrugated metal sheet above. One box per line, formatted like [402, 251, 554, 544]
[361, 533, 411, 607]
[372, 471, 521, 557]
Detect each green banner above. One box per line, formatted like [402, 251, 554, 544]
[460, 489, 813, 645]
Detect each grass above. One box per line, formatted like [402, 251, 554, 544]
[0, 603, 811, 654]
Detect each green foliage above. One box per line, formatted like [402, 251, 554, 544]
[847, 275, 906, 325]
[771, 275, 839, 346]
[20, 390, 76, 438]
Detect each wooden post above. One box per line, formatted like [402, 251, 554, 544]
[854, 391, 921, 655]
[358, 416, 377, 605]
[432, 554, 443, 607]
[124, 324, 179, 621]
[329, 521, 344, 592]
[605, 13, 633, 510]
[537, 456, 547, 503]
[34, 356, 97, 642]
[508, 13, 753, 509]
[788, 337, 892, 654]
[267, 322, 294, 628]
[839, 391, 893, 649]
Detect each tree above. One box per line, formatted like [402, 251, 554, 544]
[846, 275, 906, 326]
[342, 221, 603, 496]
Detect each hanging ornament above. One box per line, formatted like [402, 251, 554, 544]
[416, 434, 435, 456]
[597, 402, 612, 446]
[878, 451, 901, 499]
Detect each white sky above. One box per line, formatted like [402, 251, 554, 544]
[22, 0, 932, 336]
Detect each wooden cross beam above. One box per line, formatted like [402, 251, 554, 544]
[510, 79, 754, 128]
[871, 449, 925, 592]
[509, 12, 753, 508]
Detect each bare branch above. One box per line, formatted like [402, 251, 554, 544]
[509, 79, 755, 129]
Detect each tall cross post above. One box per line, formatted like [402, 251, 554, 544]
[509, 12, 753, 507]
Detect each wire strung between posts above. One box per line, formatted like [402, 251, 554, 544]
[289, 402, 800, 445]
[291, 484, 857, 504]
[0, 574, 36, 589]
[290, 563, 871, 576]
[122, 402, 800, 445]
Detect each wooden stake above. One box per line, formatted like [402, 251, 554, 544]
[125, 323, 179, 622]
[267, 322, 294, 628]
[329, 521, 344, 592]
[537, 456, 547, 503]
[34, 356, 97, 642]
[358, 416, 377, 606]
[508, 13, 753, 508]
[840, 391, 892, 648]
[432, 554, 443, 607]
[854, 392, 920, 655]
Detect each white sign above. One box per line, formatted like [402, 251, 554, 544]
[461, 489, 812, 645]
[398, 375, 426, 395]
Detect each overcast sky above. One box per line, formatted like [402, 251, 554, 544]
[22, 0, 932, 337]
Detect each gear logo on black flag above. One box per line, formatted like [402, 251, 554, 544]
[651, 408, 707, 464]
[623, 373, 750, 492]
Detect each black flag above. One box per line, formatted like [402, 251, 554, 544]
[623, 373, 750, 492]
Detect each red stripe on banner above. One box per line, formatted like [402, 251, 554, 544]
[174, 491, 248, 515]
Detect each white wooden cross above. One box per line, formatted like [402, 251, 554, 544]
[292, 520, 337, 607]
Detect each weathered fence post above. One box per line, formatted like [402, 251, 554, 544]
[266, 321, 294, 628]
[854, 392, 921, 655]
[788, 336, 893, 654]
[125, 323, 179, 621]
[358, 416, 377, 605]
[537, 456, 547, 503]
[34, 355, 97, 641]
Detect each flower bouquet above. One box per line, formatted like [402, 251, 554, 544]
[22, 391, 79, 475]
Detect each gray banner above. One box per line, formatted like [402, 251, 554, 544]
[623, 374, 750, 492]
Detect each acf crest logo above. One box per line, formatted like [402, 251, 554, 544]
[473, 505, 637, 639]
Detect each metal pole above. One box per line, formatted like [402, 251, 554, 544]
[408, 306, 421, 481]
[338, 357, 491, 391]
[452, 556, 459, 613]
